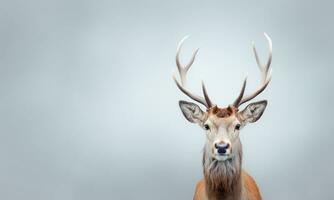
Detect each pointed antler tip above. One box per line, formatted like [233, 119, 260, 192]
[181, 35, 190, 41]
[177, 35, 190, 51]
[264, 33, 272, 43]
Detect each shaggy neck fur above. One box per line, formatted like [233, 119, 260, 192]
[202, 140, 243, 200]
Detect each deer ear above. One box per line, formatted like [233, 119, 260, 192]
[239, 100, 267, 124]
[179, 100, 206, 124]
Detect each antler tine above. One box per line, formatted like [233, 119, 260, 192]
[233, 77, 247, 108]
[202, 81, 213, 108]
[252, 33, 272, 82]
[264, 33, 273, 74]
[175, 35, 199, 86]
[173, 36, 213, 108]
[234, 33, 273, 107]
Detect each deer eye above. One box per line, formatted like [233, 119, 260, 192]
[204, 124, 210, 130]
[235, 124, 241, 131]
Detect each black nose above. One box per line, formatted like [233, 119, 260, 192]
[215, 143, 230, 154]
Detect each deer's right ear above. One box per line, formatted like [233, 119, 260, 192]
[179, 100, 205, 124]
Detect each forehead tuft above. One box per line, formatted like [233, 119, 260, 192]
[209, 106, 236, 118]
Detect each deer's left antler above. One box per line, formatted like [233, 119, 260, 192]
[233, 33, 273, 108]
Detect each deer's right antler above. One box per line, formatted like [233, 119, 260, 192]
[173, 36, 213, 108]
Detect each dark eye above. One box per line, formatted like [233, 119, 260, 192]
[235, 124, 241, 131]
[204, 124, 210, 130]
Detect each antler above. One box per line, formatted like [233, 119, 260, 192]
[173, 36, 213, 108]
[233, 33, 273, 108]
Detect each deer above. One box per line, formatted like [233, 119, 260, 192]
[172, 33, 273, 200]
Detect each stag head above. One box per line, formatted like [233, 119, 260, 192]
[173, 34, 272, 161]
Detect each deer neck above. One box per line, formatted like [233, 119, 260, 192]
[202, 141, 243, 200]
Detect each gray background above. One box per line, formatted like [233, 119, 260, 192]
[0, 0, 333, 199]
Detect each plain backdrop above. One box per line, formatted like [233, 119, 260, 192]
[0, 0, 333, 199]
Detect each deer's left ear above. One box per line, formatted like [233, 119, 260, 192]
[238, 100, 267, 124]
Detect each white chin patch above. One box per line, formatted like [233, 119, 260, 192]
[214, 154, 230, 161]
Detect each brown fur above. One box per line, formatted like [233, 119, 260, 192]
[193, 171, 261, 200]
[208, 106, 237, 118]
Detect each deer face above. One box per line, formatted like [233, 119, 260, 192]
[179, 100, 267, 161]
